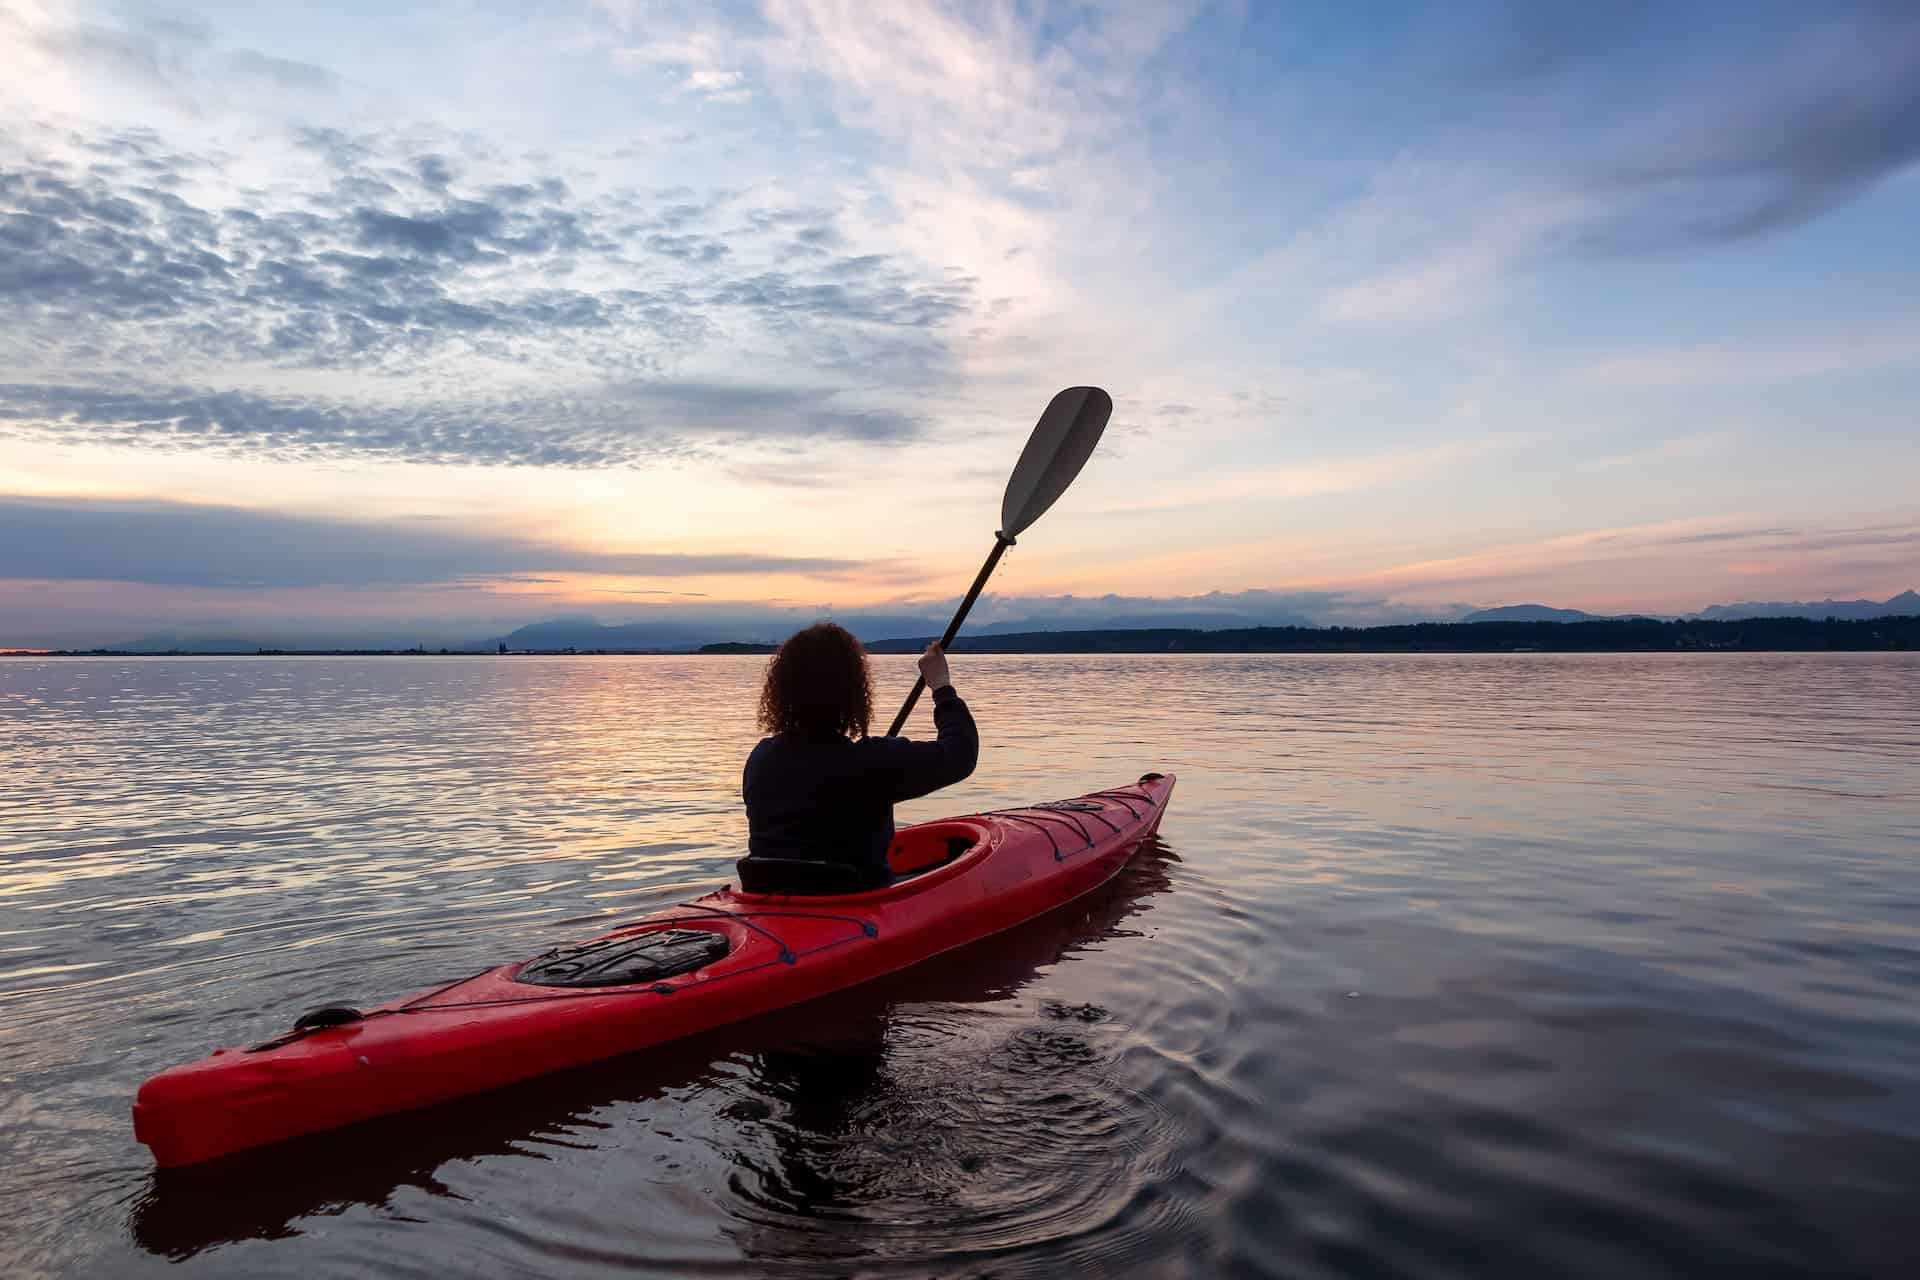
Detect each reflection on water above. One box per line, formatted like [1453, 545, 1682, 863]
[2, 653, 1919, 1278]
[723, 843, 1185, 1277]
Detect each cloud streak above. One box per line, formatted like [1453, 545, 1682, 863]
[1582, 6, 1920, 249]
[0, 381, 924, 467]
[0, 496, 892, 588]
[1346, 516, 1920, 612]
[1269, 2, 1920, 334]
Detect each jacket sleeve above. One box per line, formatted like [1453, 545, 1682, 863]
[873, 685, 979, 804]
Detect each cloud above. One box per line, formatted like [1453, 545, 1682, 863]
[1461, 0, 1665, 83]
[1087, 437, 1509, 514]
[0, 380, 925, 467]
[607, 30, 753, 101]
[2, 5, 342, 115]
[592, 380, 924, 440]
[1658, 526, 1800, 546]
[1346, 515, 1920, 613]
[1580, 7, 1920, 248]
[0, 117, 971, 463]
[1432, 2, 1920, 250]
[1312, 187, 1587, 325]
[1577, 431, 1735, 472]
[709, 271, 972, 328]
[758, 0, 1201, 174]
[1277, 3, 1920, 331]
[0, 496, 890, 589]
[0, 521, 1459, 648]
[413, 153, 456, 190]
[0, 134, 673, 371]
[0, 491, 1460, 647]
[218, 47, 344, 95]
[1576, 324, 1920, 388]
[748, 0, 1199, 369]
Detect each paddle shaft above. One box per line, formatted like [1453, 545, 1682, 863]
[883, 531, 1013, 737]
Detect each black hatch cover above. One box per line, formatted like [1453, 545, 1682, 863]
[515, 928, 730, 988]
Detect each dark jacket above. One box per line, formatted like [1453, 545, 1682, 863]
[743, 685, 979, 889]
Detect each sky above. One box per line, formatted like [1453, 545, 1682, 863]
[2, 0, 1916, 648]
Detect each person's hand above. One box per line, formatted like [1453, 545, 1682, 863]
[917, 642, 952, 691]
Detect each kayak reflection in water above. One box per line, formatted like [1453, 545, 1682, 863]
[744, 623, 979, 891]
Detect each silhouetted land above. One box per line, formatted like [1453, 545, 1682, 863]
[10, 615, 1915, 657]
[864, 616, 1920, 654]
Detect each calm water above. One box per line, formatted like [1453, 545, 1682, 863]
[2, 653, 1917, 1278]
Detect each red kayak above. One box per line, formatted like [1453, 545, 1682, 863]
[134, 773, 1175, 1167]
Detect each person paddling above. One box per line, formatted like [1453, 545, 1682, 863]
[743, 623, 979, 890]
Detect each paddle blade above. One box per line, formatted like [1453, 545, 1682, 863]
[998, 386, 1112, 538]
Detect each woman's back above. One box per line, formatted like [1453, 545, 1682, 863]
[741, 625, 978, 889]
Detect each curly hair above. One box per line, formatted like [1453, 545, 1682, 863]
[757, 622, 873, 739]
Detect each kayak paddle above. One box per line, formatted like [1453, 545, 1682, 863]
[882, 385, 1113, 737]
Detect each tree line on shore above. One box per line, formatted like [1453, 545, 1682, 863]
[855, 615, 1918, 654]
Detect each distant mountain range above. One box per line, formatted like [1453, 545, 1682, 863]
[477, 618, 757, 654]
[71, 589, 1917, 654]
[476, 613, 952, 654]
[1695, 590, 1920, 622]
[472, 600, 1333, 652]
[1462, 605, 1630, 623]
[1459, 591, 1917, 625]
[480, 593, 1916, 653]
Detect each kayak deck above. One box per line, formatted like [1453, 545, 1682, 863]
[133, 773, 1175, 1167]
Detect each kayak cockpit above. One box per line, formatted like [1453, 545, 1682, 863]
[887, 823, 982, 879]
[733, 819, 993, 901]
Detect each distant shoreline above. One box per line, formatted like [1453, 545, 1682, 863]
[862, 616, 1919, 654]
[8, 615, 1915, 657]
